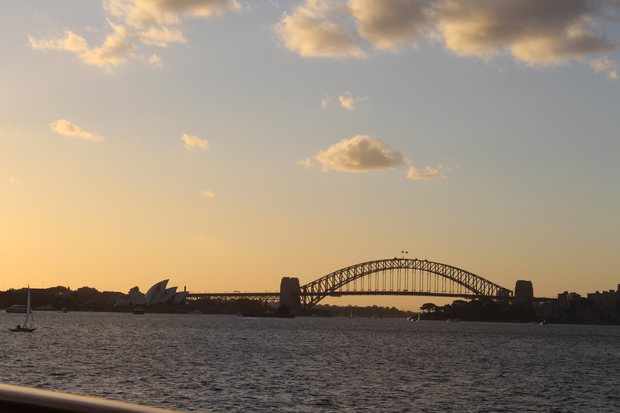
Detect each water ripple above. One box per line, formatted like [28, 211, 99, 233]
[2, 313, 620, 412]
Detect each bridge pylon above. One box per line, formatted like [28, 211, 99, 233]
[279, 277, 301, 315]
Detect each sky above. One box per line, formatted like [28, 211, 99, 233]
[1, 0, 619, 311]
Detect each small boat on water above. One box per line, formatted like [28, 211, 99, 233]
[9, 287, 36, 332]
[5, 304, 27, 313]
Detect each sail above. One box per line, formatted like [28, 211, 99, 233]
[8, 286, 36, 332]
[23, 286, 35, 329]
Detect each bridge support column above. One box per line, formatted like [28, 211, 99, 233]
[279, 277, 301, 315]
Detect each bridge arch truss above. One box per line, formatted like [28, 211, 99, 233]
[299, 258, 512, 311]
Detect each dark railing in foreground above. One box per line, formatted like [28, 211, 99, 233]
[0, 383, 178, 413]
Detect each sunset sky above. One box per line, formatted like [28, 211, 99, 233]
[2, 0, 619, 310]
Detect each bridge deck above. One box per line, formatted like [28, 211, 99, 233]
[186, 291, 511, 301]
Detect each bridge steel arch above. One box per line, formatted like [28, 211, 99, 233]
[299, 258, 512, 311]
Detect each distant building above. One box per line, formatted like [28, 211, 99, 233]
[558, 291, 581, 303]
[514, 280, 534, 303]
[114, 280, 188, 307]
[587, 285, 620, 310]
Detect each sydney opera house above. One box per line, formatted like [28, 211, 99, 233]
[113, 280, 188, 307]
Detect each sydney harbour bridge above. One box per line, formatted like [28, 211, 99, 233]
[186, 258, 513, 314]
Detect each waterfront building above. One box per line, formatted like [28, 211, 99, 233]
[587, 285, 620, 310]
[113, 280, 188, 307]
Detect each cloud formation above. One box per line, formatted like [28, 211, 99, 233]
[321, 92, 368, 110]
[275, 0, 366, 57]
[590, 57, 619, 79]
[28, 0, 620, 76]
[276, 0, 620, 75]
[407, 164, 449, 179]
[198, 190, 215, 197]
[105, 0, 240, 29]
[28, 30, 88, 52]
[181, 133, 209, 150]
[295, 158, 312, 168]
[350, 0, 432, 51]
[315, 135, 410, 172]
[29, 0, 241, 70]
[51, 119, 105, 141]
[437, 0, 616, 66]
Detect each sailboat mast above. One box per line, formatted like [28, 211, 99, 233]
[25, 286, 33, 327]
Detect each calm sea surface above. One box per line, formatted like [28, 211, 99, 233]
[1, 312, 619, 412]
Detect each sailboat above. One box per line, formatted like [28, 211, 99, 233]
[9, 286, 36, 332]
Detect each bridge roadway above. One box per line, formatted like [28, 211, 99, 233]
[186, 291, 511, 302]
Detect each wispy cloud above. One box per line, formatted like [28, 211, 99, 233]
[407, 164, 450, 180]
[105, 0, 241, 28]
[147, 54, 163, 68]
[198, 190, 215, 198]
[28, 0, 241, 70]
[181, 133, 209, 150]
[28, 30, 88, 52]
[79, 21, 136, 69]
[314, 135, 410, 172]
[295, 158, 312, 168]
[590, 57, 619, 79]
[322, 92, 368, 110]
[51, 119, 104, 141]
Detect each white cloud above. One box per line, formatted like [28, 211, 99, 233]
[322, 92, 368, 110]
[181, 133, 209, 150]
[315, 135, 410, 172]
[78, 21, 136, 68]
[51, 119, 105, 141]
[275, 0, 620, 71]
[137, 25, 186, 47]
[28, 30, 88, 52]
[105, 0, 241, 29]
[29, 0, 620, 73]
[295, 158, 312, 167]
[407, 164, 449, 179]
[29, 22, 135, 70]
[437, 0, 617, 66]
[350, 0, 433, 51]
[147, 54, 163, 67]
[198, 190, 215, 197]
[339, 94, 356, 110]
[29, 0, 241, 70]
[275, 0, 365, 57]
[590, 57, 618, 79]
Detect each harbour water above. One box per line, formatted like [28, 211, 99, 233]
[2, 311, 619, 412]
